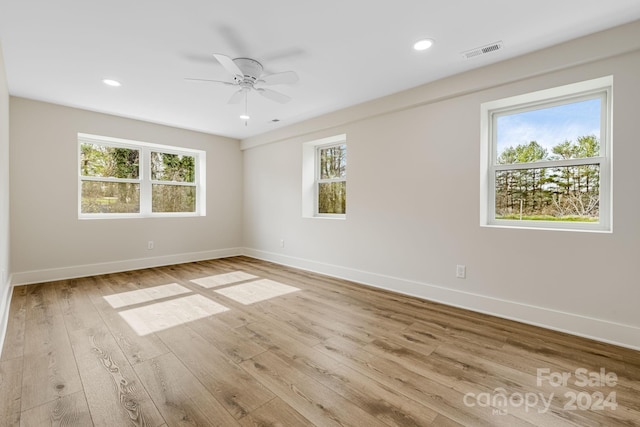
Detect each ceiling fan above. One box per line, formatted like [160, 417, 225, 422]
[186, 53, 299, 105]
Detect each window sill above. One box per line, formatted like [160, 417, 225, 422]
[79, 213, 204, 220]
[304, 214, 346, 220]
[481, 221, 611, 233]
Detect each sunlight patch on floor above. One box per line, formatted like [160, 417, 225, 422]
[103, 283, 191, 308]
[214, 279, 300, 305]
[118, 294, 229, 335]
[190, 271, 259, 288]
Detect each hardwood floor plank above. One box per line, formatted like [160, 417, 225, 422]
[21, 342, 84, 412]
[23, 309, 72, 358]
[19, 391, 92, 427]
[24, 282, 62, 313]
[213, 306, 263, 330]
[96, 307, 170, 367]
[157, 261, 230, 285]
[224, 257, 416, 327]
[228, 258, 497, 345]
[410, 315, 509, 350]
[290, 288, 414, 332]
[91, 272, 141, 299]
[504, 335, 628, 374]
[156, 324, 275, 419]
[249, 303, 326, 348]
[70, 324, 164, 426]
[424, 344, 605, 426]
[79, 275, 118, 309]
[272, 344, 439, 426]
[425, 331, 640, 426]
[87, 274, 171, 366]
[186, 315, 268, 364]
[371, 326, 440, 357]
[315, 336, 533, 427]
[237, 320, 324, 360]
[0, 357, 22, 426]
[134, 352, 240, 426]
[21, 283, 83, 411]
[430, 414, 466, 427]
[257, 297, 375, 346]
[56, 279, 104, 332]
[23, 284, 64, 355]
[241, 350, 389, 427]
[0, 286, 27, 361]
[238, 397, 314, 427]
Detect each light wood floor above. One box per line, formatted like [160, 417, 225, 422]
[1, 256, 639, 426]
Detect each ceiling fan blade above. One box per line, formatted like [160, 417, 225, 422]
[213, 53, 243, 79]
[182, 52, 219, 64]
[256, 88, 291, 104]
[228, 89, 245, 104]
[261, 47, 306, 63]
[184, 78, 234, 85]
[259, 71, 299, 86]
[216, 25, 251, 57]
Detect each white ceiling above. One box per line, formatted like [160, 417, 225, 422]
[1, 1, 640, 140]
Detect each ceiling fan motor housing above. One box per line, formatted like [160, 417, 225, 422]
[233, 58, 263, 86]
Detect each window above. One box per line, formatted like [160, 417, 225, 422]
[316, 143, 347, 215]
[79, 133, 205, 218]
[80, 143, 141, 214]
[302, 134, 347, 218]
[150, 151, 197, 213]
[480, 76, 612, 231]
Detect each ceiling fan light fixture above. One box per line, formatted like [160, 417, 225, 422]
[413, 38, 434, 51]
[102, 79, 121, 87]
[239, 114, 250, 120]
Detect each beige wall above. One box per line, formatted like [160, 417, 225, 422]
[242, 21, 640, 349]
[9, 98, 243, 283]
[0, 42, 11, 349]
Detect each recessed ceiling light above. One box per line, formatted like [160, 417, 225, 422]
[239, 114, 250, 120]
[413, 39, 434, 51]
[102, 79, 121, 87]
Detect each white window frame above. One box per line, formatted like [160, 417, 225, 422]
[302, 134, 347, 219]
[480, 76, 612, 232]
[78, 133, 206, 219]
[315, 142, 347, 218]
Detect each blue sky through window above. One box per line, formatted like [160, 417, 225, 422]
[496, 98, 601, 159]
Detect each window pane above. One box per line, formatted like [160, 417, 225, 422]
[319, 144, 346, 179]
[151, 152, 195, 182]
[81, 181, 140, 213]
[496, 98, 601, 164]
[495, 164, 599, 222]
[318, 182, 346, 214]
[152, 184, 196, 212]
[80, 143, 139, 178]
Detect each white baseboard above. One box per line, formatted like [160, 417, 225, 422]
[0, 276, 13, 357]
[242, 248, 640, 352]
[11, 247, 243, 286]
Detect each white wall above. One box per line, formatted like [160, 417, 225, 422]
[0, 42, 12, 352]
[242, 21, 640, 350]
[10, 98, 243, 284]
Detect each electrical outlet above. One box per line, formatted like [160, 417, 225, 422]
[280, 239, 285, 248]
[456, 264, 466, 279]
[147, 241, 154, 250]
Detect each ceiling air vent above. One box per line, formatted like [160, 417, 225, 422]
[461, 41, 504, 59]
